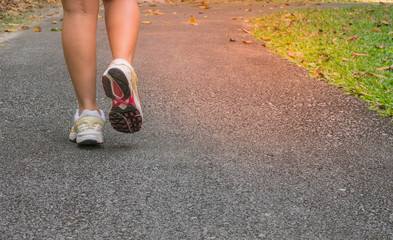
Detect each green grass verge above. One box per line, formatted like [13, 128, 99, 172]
[0, 0, 59, 33]
[250, 4, 393, 119]
[0, 11, 38, 32]
[253, 0, 391, 3]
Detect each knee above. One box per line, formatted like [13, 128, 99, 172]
[62, 0, 98, 15]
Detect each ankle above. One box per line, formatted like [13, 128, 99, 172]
[78, 106, 100, 116]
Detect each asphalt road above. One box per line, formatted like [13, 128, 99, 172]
[1, 1, 392, 239]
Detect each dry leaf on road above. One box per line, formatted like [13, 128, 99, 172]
[241, 40, 253, 44]
[33, 26, 42, 32]
[199, 4, 210, 9]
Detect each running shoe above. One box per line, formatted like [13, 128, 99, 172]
[69, 109, 105, 146]
[102, 59, 143, 133]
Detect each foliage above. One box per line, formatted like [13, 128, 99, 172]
[0, 0, 60, 32]
[251, 4, 393, 118]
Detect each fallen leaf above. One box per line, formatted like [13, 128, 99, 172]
[342, 58, 349, 62]
[199, 4, 210, 9]
[375, 102, 386, 109]
[287, 51, 303, 58]
[229, 38, 236, 42]
[375, 66, 391, 72]
[380, 20, 391, 26]
[189, 16, 196, 23]
[353, 71, 387, 79]
[242, 28, 251, 34]
[97, 15, 102, 19]
[5, 29, 18, 32]
[260, 36, 271, 41]
[241, 40, 253, 44]
[374, 44, 386, 49]
[245, 9, 251, 12]
[232, 17, 244, 20]
[52, 21, 57, 24]
[358, 91, 372, 97]
[372, 27, 381, 32]
[21, 26, 29, 30]
[261, 42, 266, 47]
[313, 71, 323, 78]
[153, 10, 165, 15]
[355, 81, 367, 89]
[33, 26, 42, 32]
[141, 21, 152, 24]
[50, 28, 62, 32]
[352, 52, 369, 57]
[347, 35, 358, 41]
[274, 26, 282, 31]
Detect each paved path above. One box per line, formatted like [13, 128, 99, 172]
[1, 2, 392, 239]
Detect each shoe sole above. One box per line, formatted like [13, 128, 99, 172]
[102, 68, 142, 133]
[78, 139, 100, 146]
[73, 131, 103, 146]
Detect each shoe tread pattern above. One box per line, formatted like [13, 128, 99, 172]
[109, 105, 142, 133]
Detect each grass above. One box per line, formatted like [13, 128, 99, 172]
[0, 12, 38, 32]
[0, 0, 59, 33]
[250, 4, 393, 119]
[253, 0, 392, 2]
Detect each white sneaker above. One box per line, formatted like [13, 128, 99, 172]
[102, 59, 143, 133]
[69, 109, 105, 146]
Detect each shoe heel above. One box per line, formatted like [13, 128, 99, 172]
[102, 68, 131, 100]
[76, 132, 103, 145]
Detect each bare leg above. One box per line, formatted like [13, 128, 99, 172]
[61, 0, 99, 115]
[103, 0, 140, 64]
